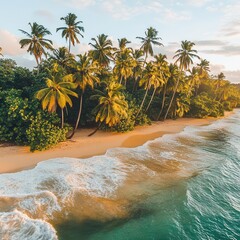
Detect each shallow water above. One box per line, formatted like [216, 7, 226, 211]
[0, 110, 239, 240]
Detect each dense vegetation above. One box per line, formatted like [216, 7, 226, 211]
[0, 14, 239, 151]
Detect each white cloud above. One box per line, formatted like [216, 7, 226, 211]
[163, 8, 191, 21]
[0, 29, 25, 56]
[186, 0, 213, 7]
[101, 0, 146, 20]
[101, 0, 190, 21]
[54, 0, 96, 9]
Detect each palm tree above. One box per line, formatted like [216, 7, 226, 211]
[0, 47, 3, 57]
[89, 81, 128, 136]
[187, 67, 200, 96]
[145, 56, 167, 112]
[164, 40, 199, 120]
[137, 62, 159, 115]
[89, 34, 114, 68]
[132, 49, 144, 92]
[118, 38, 131, 50]
[48, 47, 75, 69]
[136, 27, 163, 64]
[197, 59, 210, 78]
[19, 22, 53, 67]
[56, 13, 84, 52]
[69, 53, 100, 137]
[152, 54, 171, 119]
[35, 64, 78, 128]
[113, 48, 135, 85]
[217, 72, 225, 80]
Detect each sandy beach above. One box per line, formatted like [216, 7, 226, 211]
[0, 112, 233, 174]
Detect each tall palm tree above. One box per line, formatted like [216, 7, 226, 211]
[69, 53, 100, 137]
[35, 64, 78, 128]
[48, 47, 75, 69]
[89, 34, 114, 68]
[89, 81, 128, 136]
[164, 40, 199, 120]
[145, 56, 167, 112]
[136, 27, 163, 64]
[152, 54, 170, 119]
[19, 22, 53, 67]
[56, 13, 84, 52]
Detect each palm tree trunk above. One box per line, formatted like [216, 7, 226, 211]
[157, 83, 167, 120]
[145, 87, 156, 112]
[119, 75, 123, 85]
[136, 81, 150, 117]
[61, 108, 64, 129]
[69, 39, 71, 52]
[88, 123, 102, 137]
[164, 78, 180, 121]
[34, 54, 40, 75]
[143, 52, 148, 67]
[67, 93, 83, 139]
[132, 76, 138, 92]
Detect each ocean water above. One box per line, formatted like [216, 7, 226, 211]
[0, 110, 239, 240]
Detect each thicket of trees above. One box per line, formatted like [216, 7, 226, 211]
[0, 13, 239, 151]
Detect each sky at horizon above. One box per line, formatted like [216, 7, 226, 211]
[0, 0, 239, 83]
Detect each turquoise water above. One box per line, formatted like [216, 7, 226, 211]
[56, 111, 240, 240]
[0, 110, 239, 240]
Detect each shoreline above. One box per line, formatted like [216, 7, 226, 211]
[0, 112, 233, 174]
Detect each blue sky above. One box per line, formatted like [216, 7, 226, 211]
[0, 0, 239, 82]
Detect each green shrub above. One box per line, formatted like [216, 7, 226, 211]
[189, 92, 224, 118]
[26, 112, 69, 152]
[0, 89, 69, 151]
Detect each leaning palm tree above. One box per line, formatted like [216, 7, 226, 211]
[68, 53, 100, 138]
[89, 34, 114, 68]
[56, 13, 84, 52]
[35, 64, 78, 128]
[154, 54, 170, 120]
[89, 81, 128, 136]
[136, 27, 163, 64]
[19, 22, 53, 67]
[164, 40, 200, 120]
[137, 62, 160, 115]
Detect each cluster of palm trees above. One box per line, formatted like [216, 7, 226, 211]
[17, 13, 239, 136]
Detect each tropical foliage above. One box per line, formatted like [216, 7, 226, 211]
[0, 15, 239, 151]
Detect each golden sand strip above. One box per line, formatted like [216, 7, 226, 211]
[0, 112, 233, 174]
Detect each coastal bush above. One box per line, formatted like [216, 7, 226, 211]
[0, 89, 69, 151]
[26, 112, 69, 152]
[189, 92, 224, 118]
